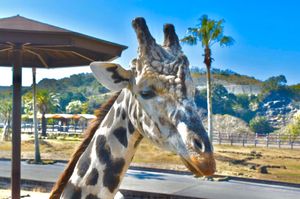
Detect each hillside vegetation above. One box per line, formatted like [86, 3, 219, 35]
[0, 69, 299, 133]
[190, 67, 262, 85]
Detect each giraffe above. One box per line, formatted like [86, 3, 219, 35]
[50, 17, 216, 199]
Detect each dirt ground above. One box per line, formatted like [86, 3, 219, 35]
[134, 139, 300, 183]
[0, 135, 300, 184]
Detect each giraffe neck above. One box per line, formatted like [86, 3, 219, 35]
[61, 89, 143, 199]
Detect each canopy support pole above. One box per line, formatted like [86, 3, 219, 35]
[11, 45, 22, 199]
[33, 67, 41, 163]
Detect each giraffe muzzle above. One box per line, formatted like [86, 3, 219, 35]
[190, 152, 216, 176]
[181, 153, 216, 176]
[176, 115, 216, 176]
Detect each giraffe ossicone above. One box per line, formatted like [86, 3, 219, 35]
[51, 17, 215, 199]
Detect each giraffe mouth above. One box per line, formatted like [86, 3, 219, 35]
[180, 152, 216, 176]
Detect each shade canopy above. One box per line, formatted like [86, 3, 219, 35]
[0, 15, 127, 199]
[22, 113, 96, 120]
[0, 15, 127, 68]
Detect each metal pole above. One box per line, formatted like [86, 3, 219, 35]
[12, 45, 22, 199]
[33, 67, 41, 163]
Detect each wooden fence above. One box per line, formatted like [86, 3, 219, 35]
[213, 133, 300, 149]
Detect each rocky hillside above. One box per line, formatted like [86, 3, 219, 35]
[257, 91, 299, 128]
[191, 70, 262, 95]
[201, 114, 254, 139]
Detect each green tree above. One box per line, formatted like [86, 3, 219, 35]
[194, 89, 207, 110]
[81, 102, 89, 114]
[59, 92, 86, 112]
[194, 87, 256, 123]
[262, 75, 287, 94]
[181, 15, 234, 143]
[233, 94, 256, 123]
[289, 83, 300, 101]
[0, 100, 12, 141]
[249, 116, 273, 135]
[285, 113, 300, 142]
[66, 100, 83, 114]
[212, 84, 236, 116]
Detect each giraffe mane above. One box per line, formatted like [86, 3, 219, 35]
[49, 91, 121, 199]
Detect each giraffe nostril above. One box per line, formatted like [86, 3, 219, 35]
[193, 138, 203, 152]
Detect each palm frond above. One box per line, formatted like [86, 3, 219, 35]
[211, 28, 222, 41]
[187, 27, 201, 38]
[220, 36, 235, 47]
[201, 36, 209, 48]
[198, 15, 208, 27]
[212, 23, 224, 40]
[180, 35, 197, 45]
[217, 19, 225, 27]
[206, 20, 215, 39]
[183, 14, 234, 48]
[187, 27, 198, 34]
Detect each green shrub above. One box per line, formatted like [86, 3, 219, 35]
[249, 116, 274, 134]
[285, 113, 300, 142]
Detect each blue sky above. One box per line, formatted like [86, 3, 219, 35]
[0, 0, 300, 85]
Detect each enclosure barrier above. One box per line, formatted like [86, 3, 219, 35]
[214, 133, 300, 149]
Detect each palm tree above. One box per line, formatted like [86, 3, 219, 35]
[24, 90, 60, 137]
[36, 90, 60, 137]
[23, 87, 59, 163]
[181, 15, 234, 144]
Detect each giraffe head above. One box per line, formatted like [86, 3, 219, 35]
[90, 17, 215, 176]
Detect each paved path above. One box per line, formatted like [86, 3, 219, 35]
[1, 160, 300, 199]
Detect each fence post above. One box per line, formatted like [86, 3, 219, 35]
[242, 135, 245, 147]
[278, 133, 281, 148]
[266, 134, 269, 148]
[218, 132, 221, 145]
[230, 136, 233, 146]
[254, 133, 258, 147]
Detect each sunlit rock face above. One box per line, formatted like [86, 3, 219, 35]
[257, 92, 299, 128]
[201, 114, 253, 139]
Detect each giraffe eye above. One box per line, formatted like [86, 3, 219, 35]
[139, 89, 156, 99]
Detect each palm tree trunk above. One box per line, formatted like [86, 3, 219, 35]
[1, 115, 11, 141]
[41, 113, 47, 137]
[204, 47, 213, 147]
[33, 68, 41, 163]
[1, 122, 8, 141]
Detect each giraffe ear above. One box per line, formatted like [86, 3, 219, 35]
[90, 62, 132, 91]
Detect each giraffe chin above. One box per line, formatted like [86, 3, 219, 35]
[180, 152, 216, 176]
